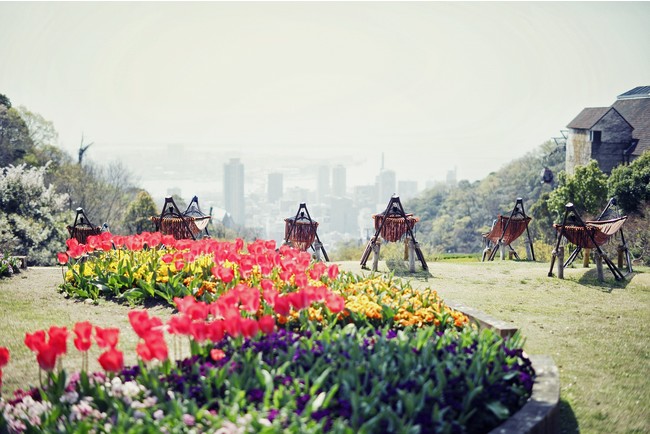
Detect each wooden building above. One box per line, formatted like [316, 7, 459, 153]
[566, 86, 649, 174]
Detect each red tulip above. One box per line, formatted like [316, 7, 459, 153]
[239, 287, 260, 313]
[328, 264, 339, 280]
[48, 326, 68, 356]
[325, 293, 345, 313]
[258, 316, 275, 334]
[56, 252, 69, 265]
[274, 295, 291, 316]
[309, 262, 327, 280]
[136, 336, 168, 362]
[186, 301, 209, 321]
[36, 344, 58, 372]
[190, 321, 209, 343]
[0, 346, 9, 368]
[207, 320, 225, 342]
[212, 265, 234, 283]
[128, 310, 164, 340]
[168, 314, 192, 336]
[25, 330, 46, 352]
[67, 244, 85, 259]
[95, 326, 119, 349]
[73, 321, 93, 352]
[262, 288, 278, 307]
[98, 348, 124, 373]
[174, 295, 196, 314]
[240, 318, 259, 338]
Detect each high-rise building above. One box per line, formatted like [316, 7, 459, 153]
[224, 158, 245, 226]
[376, 169, 396, 205]
[267, 172, 283, 203]
[332, 165, 347, 197]
[317, 165, 330, 202]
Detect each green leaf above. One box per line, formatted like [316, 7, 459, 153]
[486, 401, 510, 420]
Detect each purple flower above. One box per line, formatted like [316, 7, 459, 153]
[268, 409, 279, 422]
[247, 388, 264, 403]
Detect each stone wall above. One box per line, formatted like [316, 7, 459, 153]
[565, 130, 591, 175]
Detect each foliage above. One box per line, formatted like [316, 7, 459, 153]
[0, 252, 21, 278]
[608, 151, 650, 215]
[122, 190, 158, 235]
[0, 105, 34, 168]
[0, 165, 70, 265]
[0, 93, 11, 108]
[528, 192, 557, 244]
[623, 202, 650, 266]
[330, 240, 365, 261]
[408, 141, 564, 253]
[546, 160, 608, 220]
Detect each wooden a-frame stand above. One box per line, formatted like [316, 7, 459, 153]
[154, 196, 201, 241]
[483, 198, 536, 262]
[284, 203, 329, 261]
[548, 203, 625, 281]
[183, 195, 211, 238]
[360, 195, 428, 271]
[562, 197, 632, 274]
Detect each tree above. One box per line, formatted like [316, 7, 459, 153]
[122, 190, 158, 234]
[0, 164, 70, 265]
[15, 106, 70, 170]
[547, 160, 608, 220]
[608, 151, 650, 215]
[0, 104, 34, 167]
[0, 93, 11, 109]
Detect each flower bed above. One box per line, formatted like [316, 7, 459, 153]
[0, 234, 535, 433]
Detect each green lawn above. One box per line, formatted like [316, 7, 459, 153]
[1, 261, 648, 434]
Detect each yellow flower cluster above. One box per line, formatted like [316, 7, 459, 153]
[334, 276, 469, 329]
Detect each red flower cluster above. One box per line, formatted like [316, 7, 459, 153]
[24, 326, 68, 372]
[24, 322, 124, 373]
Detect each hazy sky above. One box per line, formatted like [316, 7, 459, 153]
[1, 1, 649, 187]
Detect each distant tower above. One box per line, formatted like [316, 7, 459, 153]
[376, 168, 396, 204]
[268, 172, 283, 203]
[317, 165, 330, 202]
[446, 167, 457, 186]
[224, 158, 245, 226]
[332, 165, 347, 197]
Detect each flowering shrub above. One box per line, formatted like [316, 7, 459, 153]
[0, 236, 535, 433]
[0, 252, 21, 278]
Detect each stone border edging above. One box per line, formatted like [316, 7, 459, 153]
[446, 301, 561, 434]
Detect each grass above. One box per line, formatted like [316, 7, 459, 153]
[1, 261, 649, 434]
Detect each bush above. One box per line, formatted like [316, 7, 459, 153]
[0, 251, 21, 278]
[0, 164, 70, 265]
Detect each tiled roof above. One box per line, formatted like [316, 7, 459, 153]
[567, 107, 610, 130]
[613, 97, 650, 156]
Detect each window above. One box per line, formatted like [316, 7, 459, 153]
[590, 130, 602, 143]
